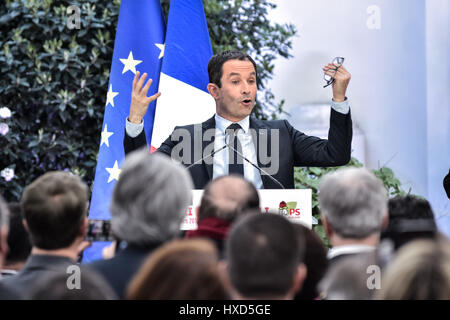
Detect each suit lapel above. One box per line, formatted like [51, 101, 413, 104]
[249, 117, 271, 188]
[202, 115, 216, 181]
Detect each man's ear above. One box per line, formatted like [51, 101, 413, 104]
[0, 226, 9, 257]
[322, 214, 333, 238]
[290, 263, 307, 298]
[207, 83, 220, 100]
[22, 219, 29, 232]
[381, 212, 389, 231]
[79, 217, 89, 238]
[218, 260, 238, 299]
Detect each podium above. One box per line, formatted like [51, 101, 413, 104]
[181, 189, 312, 230]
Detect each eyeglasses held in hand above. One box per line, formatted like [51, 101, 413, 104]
[323, 57, 345, 88]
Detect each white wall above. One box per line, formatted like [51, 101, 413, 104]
[268, 0, 450, 233]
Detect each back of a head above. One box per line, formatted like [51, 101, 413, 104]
[21, 171, 88, 250]
[110, 149, 193, 246]
[27, 266, 117, 300]
[226, 213, 301, 299]
[127, 238, 228, 300]
[5, 203, 31, 266]
[319, 167, 388, 239]
[198, 175, 260, 222]
[376, 239, 450, 300]
[293, 224, 328, 300]
[382, 195, 437, 250]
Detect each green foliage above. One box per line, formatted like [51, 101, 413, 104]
[294, 158, 407, 247]
[0, 0, 120, 201]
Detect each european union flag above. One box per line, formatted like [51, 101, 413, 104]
[84, 0, 165, 262]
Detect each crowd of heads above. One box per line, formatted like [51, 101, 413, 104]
[0, 150, 449, 300]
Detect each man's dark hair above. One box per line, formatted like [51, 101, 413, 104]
[198, 175, 259, 222]
[5, 203, 31, 264]
[382, 195, 437, 250]
[208, 50, 258, 87]
[21, 171, 88, 250]
[226, 213, 301, 298]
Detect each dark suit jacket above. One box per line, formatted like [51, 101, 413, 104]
[89, 243, 160, 299]
[124, 109, 352, 189]
[1, 254, 79, 298]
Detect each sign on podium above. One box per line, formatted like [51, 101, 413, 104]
[181, 189, 312, 230]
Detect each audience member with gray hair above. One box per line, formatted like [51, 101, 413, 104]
[319, 167, 388, 265]
[89, 148, 193, 299]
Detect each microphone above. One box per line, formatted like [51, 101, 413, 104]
[226, 135, 285, 189]
[186, 129, 285, 190]
[185, 144, 227, 170]
[185, 129, 238, 170]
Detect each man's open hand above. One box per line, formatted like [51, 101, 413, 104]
[323, 64, 351, 102]
[128, 71, 161, 124]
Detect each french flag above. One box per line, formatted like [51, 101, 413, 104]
[150, 0, 216, 151]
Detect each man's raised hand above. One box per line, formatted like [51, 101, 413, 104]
[128, 71, 161, 124]
[323, 64, 351, 103]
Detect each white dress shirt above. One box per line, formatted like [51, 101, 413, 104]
[212, 113, 263, 188]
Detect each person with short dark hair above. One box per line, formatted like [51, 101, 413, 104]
[2, 171, 96, 298]
[381, 195, 437, 251]
[2, 203, 31, 277]
[124, 50, 353, 189]
[185, 175, 259, 255]
[224, 213, 306, 299]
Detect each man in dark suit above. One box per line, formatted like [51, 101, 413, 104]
[124, 51, 352, 189]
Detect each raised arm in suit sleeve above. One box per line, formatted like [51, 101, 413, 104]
[123, 118, 147, 155]
[288, 108, 352, 167]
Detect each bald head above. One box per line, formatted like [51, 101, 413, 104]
[198, 175, 260, 222]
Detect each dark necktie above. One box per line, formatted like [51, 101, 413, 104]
[226, 123, 244, 176]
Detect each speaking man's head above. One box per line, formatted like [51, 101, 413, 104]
[207, 51, 258, 122]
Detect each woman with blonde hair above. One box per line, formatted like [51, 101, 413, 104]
[376, 239, 450, 300]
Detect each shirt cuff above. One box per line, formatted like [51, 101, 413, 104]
[331, 98, 350, 114]
[125, 118, 144, 138]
